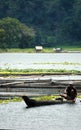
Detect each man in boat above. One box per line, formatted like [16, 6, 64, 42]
[22, 82, 77, 107]
[60, 82, 77, 102]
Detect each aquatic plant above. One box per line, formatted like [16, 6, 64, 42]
[0, 95, 81, 105]
[0, 97, 22, 104]
[33, 95, 59, 101]
[33, 62, 81, 65]
[0, 68, 81, 75]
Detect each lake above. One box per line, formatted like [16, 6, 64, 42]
[0, 53, 81, 130]
[0, 99, 81, 130]
[0, 53, 81, 70]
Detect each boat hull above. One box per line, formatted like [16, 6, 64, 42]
[22, 96, 75, 108]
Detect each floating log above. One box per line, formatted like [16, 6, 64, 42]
[0, 81, 23, 87]
[0, 92, 55, 99]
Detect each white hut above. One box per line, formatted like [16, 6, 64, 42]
[35, 46, 43, 52]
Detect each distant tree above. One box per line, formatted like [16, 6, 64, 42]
[0, 0, 81, 47]
[19, 23, 35, 48]
[0, 28, 7, 49]
[0, 17, 35, 48]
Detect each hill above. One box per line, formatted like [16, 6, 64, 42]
[0, 0, 81, 48]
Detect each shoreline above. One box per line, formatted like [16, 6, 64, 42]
[1, 46, 81, 53]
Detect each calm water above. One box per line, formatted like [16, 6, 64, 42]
[0, 53, 81, 129]
[0, 99, 81, 130]
[0, 53, 81, 70]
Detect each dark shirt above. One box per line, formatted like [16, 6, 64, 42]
[66, 85, 77, 100]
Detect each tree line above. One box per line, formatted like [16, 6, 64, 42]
[0, 0, 81, 48]
[0, 17, 35, 49]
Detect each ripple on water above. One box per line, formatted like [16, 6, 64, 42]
[0, 99, 81, 130]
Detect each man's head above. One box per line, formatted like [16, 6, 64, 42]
[69, 81, 73, 85]
[69, 81, 73, 88]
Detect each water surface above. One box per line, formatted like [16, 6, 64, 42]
[0, 99, 81, 130]
[0, 53, 81, 70]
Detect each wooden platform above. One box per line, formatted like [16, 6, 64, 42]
[0, 76, 81, 99]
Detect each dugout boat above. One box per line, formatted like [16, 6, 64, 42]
[22, 96, 75, 108]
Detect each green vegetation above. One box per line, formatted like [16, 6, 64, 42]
[33, 95, 59, 101]
[0, 0, 81, 48]
[0, 97, 22, 104]
[0, 95, 81, 104]
[0, 96, 58, 104]
[33, 62, 81, 65]
[0, 48, 36, 53]
[78, 95, 81, 98]
[0, 68, 81, 75]
[0, 17, 35, 49]
[0, 96, 57, 104]
[0, 46, 81, 53]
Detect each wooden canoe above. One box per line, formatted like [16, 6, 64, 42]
[22, 96, 75, 108]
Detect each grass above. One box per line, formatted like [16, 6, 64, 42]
[62, 46, 81, 51]
[0, 95, 81, 104]
[33, 61, 81, 65]
[0, 97, 22, 104]
[0, 95, 63, 104]
[0, 46, 81, 53]
[0, 47, 54, 53]
[77, 95, 81, 98]
[0, 48, 35, 53]
[0, 68, 81, 75]
[0, 95, 58, 104]
[33, 95, 59, 101]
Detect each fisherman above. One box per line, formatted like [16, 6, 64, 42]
[60, 81, 77, 102]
